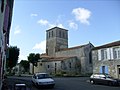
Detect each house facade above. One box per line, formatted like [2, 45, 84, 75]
[0, 0, 14, 89]
[30, 27, 94, 75]
[92, 41, 120, 78]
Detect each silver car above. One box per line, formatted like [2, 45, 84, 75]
[32, 73, 55, 88]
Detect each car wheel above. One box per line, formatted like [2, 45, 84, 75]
[50, 85, 54, 88]
[35, 83, 39, 87]
[31, 81, 34, 85]
[108, 82, 113, 86]
[90, 80, 95, 84]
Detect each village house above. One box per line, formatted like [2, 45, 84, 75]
[92, 41, 120, 78]
[0, 0, 14, 89]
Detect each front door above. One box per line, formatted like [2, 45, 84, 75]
[117, 65, 120, 79]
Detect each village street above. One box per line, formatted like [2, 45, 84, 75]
[6, 76, 120, 90]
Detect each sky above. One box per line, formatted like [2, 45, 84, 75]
[10, 0, 120, 63]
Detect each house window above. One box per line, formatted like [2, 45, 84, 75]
[113, 47, 120, 59]
[48, 65, 49, 68]
[101, 49, 107, 60]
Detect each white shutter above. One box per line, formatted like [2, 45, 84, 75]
[110, 48, 113, 59]
[98, 50, 101, 60]
[107, 48, 110, 60]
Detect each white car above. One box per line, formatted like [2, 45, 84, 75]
[32, 73, 55, 88]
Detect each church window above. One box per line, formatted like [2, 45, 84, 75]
[69, 62, 71, 68]
[63, 32, 65, 38]
[89, 51, 92, 64]
[59, 30, 61, 38]
[49, 32, 50, 38]
[52, 31, 53, 37]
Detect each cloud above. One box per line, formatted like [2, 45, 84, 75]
[37, 19, 65, 29]
[30, 13, 38, 17]
[37, 19, 49, 26]
[14, 25, 21, 35]
[33, 40, 46, 52]
[72, 8, 91, 25]
[48, 23, 56, 29]
[68, 21, 78, 30]
[57, 24, 64, 28]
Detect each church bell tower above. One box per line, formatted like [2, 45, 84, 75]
[46, 27, 68, 57]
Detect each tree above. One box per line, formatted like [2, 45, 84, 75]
[6, 46, 20, 72]
[28, 53, 40, 74]
[20, 60, 29, 72]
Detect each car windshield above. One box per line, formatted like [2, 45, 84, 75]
[37, 74, 50, 79]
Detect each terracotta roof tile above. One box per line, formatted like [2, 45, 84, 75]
[42, 56, 77, 62]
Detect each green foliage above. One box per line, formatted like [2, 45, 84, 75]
[28, 53, 40, 66]
[20, 60, 29, 72]
[7, 46, 20, 69]
[27, 53, 40, 74]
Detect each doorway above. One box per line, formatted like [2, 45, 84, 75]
[117, 65, 120, 79]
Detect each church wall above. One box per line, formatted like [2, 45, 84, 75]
[56, 43, 94, 74]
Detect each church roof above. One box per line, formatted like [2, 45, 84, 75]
[92, 40, 120, 50]
[41, 56, 77, 62]
[46, 26, 68, 32]
[58, 43, 91, 51]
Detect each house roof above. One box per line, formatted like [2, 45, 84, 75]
[41, 56, 77, 62]
[92, 40, 120, 50]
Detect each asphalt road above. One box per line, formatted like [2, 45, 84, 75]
[7, 76, 120, 90]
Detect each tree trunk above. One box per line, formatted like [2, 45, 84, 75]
[32, 63, 34, 74]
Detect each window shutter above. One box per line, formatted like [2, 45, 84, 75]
[110, 48, 113, 59]
[98, 50, 101, 60]
[107, 48, 110, 60]
[99, 66, 102, 73]
[105, 66, 108, 74]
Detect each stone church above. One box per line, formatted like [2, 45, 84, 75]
[30, 27, 94, 75]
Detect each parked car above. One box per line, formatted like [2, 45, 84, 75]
[90, 73, 120, 86]
[32, 73, 55, 88]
